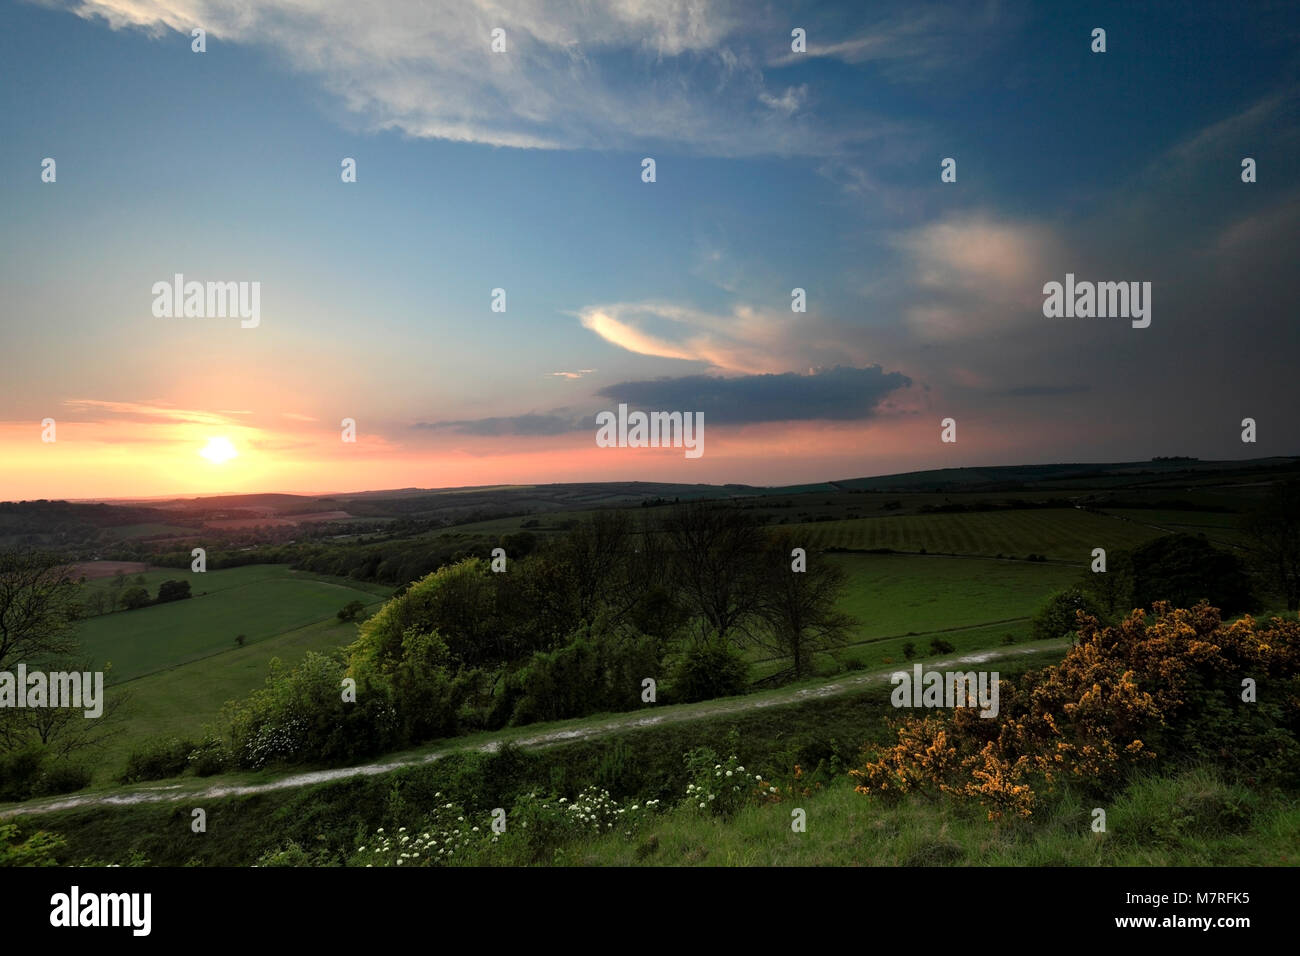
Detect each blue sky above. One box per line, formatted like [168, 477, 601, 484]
[1, 0, 1298, 497]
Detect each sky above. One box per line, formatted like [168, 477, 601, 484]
[1, 0, 1298, 499]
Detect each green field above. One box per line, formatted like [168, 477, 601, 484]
[89, 614, 370, 785]
[785, 508, 1166, 559]
[1103, 508, 1249, 546]
[75, 565, 389, 682]
[750, 620, 1042, 682]
[743, 552, 1075, 678]
[828, 553, 1078, 639]
[81, 568, 188, 600]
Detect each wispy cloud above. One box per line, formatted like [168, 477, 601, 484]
[50, 0, 889, 156]
[61, 398, 247, 429]
[768, 1, 1017, 83]
[577, 300, 867, 374]
[413, 410, 588, 436]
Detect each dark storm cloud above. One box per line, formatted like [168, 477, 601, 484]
[597, 365, 913, 425]
[998, 385, 1091, 397]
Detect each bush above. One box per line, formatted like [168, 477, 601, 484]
[1129, 534, 1255, 615]
[928, 638, 955, 655]
[34, 762, 91, 796]
[682, 747, 765, 819]
[224, 652, 405, 770]
[852, 603, 1300, 820]
[902, 642, 916, 660]
[0, 748, 46, 802]
[390, 632, 471, 744]
[0, 822, 64, 866]
[119, 586, 151, 610]
[337, 600, 365, 623]
[155, 579, 191, 603]
[1031, 586, 1102, 642]
[670, 642, 749, 703]
[187, 736, 230, 777]
[122, 738, 194, 783]
[510, 629, 661, 725]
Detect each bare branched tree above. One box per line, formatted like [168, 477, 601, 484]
[0, 549, 80, 673]
[754, 533, 854, 679]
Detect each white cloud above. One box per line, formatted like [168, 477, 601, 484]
[577, 300, 872, 374]
[758, 84, 806, 115]
[50, 0, 879, 155]
[892, 215, 1066, 340]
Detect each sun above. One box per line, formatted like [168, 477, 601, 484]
[199, 436, 239, 464]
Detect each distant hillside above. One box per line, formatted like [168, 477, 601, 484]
[4, 456, 1298, 553]
[830, 457, 1300, 494]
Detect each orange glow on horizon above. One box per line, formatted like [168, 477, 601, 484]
[0, 411, 1095, 501]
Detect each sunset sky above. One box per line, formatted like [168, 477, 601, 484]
[2, 1, 1298, 499]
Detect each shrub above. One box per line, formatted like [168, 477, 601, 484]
[187, 736, 230, 777]
[852, 603, 1300, 820]
[928, 638, 955, 655]
[155, 580, 191, 603]
[121, 738, 194, 783]
[682, 747, 765, 819]
[1128, 534, 1255, 614]
[510, 630, 661, 724]
[902, 642, 916, 660]
[390, 632, 471, 744]
[670, 642, 749, 703]
[0, 748, 45, 802]
[1030, 586, 1102, 642]
[224, 652, 404, 769]
[0, 822, 64, 866]
[119, 586, 151, 610]
[34, 762, 91, 796]
[337, 600, 365, 623]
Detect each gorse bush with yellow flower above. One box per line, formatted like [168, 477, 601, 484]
[851, 603, 1300, 820]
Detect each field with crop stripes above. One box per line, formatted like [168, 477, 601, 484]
[787, 508, 1166, 559]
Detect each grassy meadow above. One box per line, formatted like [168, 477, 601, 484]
[76, 564, 388, 682]
[64, 565, 390, 785]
